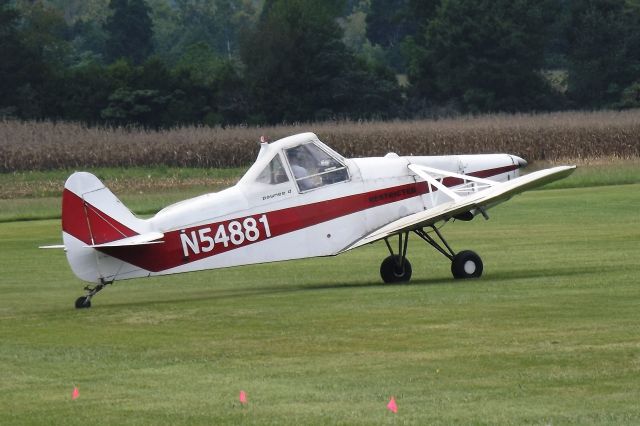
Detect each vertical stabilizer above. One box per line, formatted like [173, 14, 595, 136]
[62, 172, 149, 282]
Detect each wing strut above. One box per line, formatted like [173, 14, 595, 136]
[408, 164, 498, 201]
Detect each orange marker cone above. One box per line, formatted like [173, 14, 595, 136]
[72, 387, 79, 400]
[387, 396, 397, 413]
[239, 390, 247, 404]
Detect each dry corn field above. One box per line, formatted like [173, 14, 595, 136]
[1, 110, 639, 172]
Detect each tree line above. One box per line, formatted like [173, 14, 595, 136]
[1, 0, 639, 128]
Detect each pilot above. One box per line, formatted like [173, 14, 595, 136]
[288, 148, 313, 190]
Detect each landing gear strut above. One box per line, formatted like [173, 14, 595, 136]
[379, 224, 483, 283]
[380, 232, 412, 283]
[74, 279, 113, 309]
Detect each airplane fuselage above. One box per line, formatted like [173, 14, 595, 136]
[91, 153, 521, 281]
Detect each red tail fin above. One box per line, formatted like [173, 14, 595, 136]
[62, 172, 143, 245]
[62, 172, 148, 283]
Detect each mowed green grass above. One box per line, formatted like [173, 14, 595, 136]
[1, 183, 639, 425]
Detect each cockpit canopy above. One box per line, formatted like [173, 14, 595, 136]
[241, 133, 349, 192]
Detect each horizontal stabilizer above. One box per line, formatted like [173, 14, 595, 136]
[340, 165, 576, 253]
[85, 232, 164, 248]
[39, 244, 66, 249]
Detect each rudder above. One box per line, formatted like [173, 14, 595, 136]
[62, 172, 148, 282]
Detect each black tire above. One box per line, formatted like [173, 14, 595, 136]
[75, 296, 91, 309]
[380, 255, 412, 283]
[451, 250, 483, 279]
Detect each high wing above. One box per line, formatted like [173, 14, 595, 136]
[339, 165, 576, 253]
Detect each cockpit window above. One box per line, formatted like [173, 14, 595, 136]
[285, 142, 349, 191]
[256, 155, 289, 185]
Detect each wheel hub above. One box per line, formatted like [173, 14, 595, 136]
[463, 260, 476, 274]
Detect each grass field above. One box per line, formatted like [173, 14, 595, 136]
[1, 175, 639, 424]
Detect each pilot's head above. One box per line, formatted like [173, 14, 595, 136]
[289, 146, 305, 164]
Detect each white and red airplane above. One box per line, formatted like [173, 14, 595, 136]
[43, 132, 575, 308]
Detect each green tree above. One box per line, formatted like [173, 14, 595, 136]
[408, 0, 559, 113]
[367, 0, 413, 48]
[171, 43, 249, 125]
[18, 2, 70, 68]
[69, 17, 108, 65]
[151, 0, 258, 64]
[0, 0, 61, 118]
[97, 58, 180, 127]
[566, 0, 640, 108]
[240, 0, 400, 123]
[104, 0, 153, 64]
[0, 1, 25, 116]
[365, 0, 440, 71]
[57, 61, 113, 123]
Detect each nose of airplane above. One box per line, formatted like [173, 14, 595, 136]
[512, 155, 528, 168]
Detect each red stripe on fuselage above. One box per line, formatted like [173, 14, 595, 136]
[99, 181, 430, 272]
[470, 165, 519, 179]
[439, 165, 519, 187]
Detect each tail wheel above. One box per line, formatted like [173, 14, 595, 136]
[380, 255, 412, 283]
[451, 250, 483, 279]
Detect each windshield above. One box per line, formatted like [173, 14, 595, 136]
[256, 154, 289, 185]
[285, 143, 349, 191]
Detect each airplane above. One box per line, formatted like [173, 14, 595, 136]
[41, 132, 575, 308]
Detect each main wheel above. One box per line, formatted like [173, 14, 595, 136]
[380, 255, 412, 283]
[75, 296, 91, 309]
[451, 250, 483, 279]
